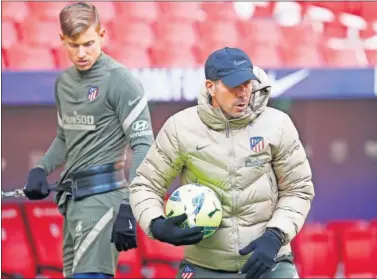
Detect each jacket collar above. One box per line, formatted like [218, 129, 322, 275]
[197, 86, 270, 131]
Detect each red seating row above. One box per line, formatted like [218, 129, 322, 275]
[3, 201, 377, 278]
[3, 2, 377, 23]
[2, 1, 376, 69]
[300, 1, 377, 21]
[2, 2, 202, 24]
[2, 202, 184, 279]
[291, 220, 377, 278]
[0, 19, 345, 50]
[2, 44, 376, 70]
[3, 17, 376, 50]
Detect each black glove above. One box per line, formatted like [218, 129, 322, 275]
[239, 228, 284, 279]
[151, 213, 204, 246]
[111, 203, 137, 252]
[24, 167, 50, 200]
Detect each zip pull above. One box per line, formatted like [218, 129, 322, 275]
[226, 121, 230, 138]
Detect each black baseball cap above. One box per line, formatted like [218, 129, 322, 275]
[205, 47, 260, 88]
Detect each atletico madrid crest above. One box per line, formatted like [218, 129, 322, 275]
[88, 85, 99, 101]
[250, 136, 265, 153]
[181, 265, 195, 279]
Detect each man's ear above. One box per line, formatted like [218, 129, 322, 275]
[99, 27, 106, 42]
[205, 80, 215, 97]
[59, 33, 65, 44]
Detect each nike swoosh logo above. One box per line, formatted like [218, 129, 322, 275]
[196, 144, 211, 151]
[268, 69, 310, 98]
[128, 220, 133, 230]
[271, 262, 280, 272]
[234, 60, 247, 66]
[128, 96, 141, 106]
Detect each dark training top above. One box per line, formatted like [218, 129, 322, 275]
[38, 53, 154, 186]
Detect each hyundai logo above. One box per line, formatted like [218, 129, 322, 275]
[132, 120, 149, 131]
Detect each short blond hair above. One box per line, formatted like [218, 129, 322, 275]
[59, 2, 100, 39]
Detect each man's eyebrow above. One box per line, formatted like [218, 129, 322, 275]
[68, 40, 94, 45]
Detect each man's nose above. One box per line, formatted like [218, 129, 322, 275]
[235, 84, 247, 96]
[77, 46, 86, 58]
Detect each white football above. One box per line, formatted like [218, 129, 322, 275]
[165, 183, 223, 239]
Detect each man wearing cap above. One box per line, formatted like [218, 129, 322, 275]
[129, 47, 314, 278]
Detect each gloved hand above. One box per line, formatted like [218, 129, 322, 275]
[239, 228, 284, 279]
[24, 167, 50, 200]
[111, 203, 137, 252]
[151, 213, 204, 246]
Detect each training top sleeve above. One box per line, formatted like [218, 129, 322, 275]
[129, 115, 185, 237]
[36, 78, 67, 175]
[108, 68, 154, 149]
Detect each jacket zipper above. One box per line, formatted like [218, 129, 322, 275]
[226, 121, 241, 270]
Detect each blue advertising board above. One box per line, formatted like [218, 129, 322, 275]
[2, 67, 377, 105]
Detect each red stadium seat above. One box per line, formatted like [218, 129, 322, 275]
[196, 42, 241, 63]
[2, 21, 19, 49]
[5, 45, 57, 70]
[252, 2, 276, 18]
[54, 47, 72, 69]
[137, 226, 184, 262]
[195, 20, 242, 64]
[197, 20, 240, 49]
[323, 21, 348, 39]
[342, 226, 377, 278]
[238, 19, 283, 46]
[105, 45, 151, 68]
[344, 2, 363, 16]
[281, 23, 322, 47]
[308, 2, 347, 14]
[283, 45, 325, 68]
[154, 21, 197, 48]
[158, 2, 202, 22]
[2, 1, 30, 23]
[19, 19, 61, 48]
[366, 50, 377, 66]
[201, 2, 238, 20]
[359, 22, 376, 39]
[115, 249, 143, 279]
[360, 2, 377, 21]
[245, 44, 284, 68]
[114, 2, 159, 23]
[137, 226, 183, 278]
[194, 41, 229, 65]
[111, 21, 155, 50]
[294, 224, 338, 278]
[2, 54, 7, 69]
[327, 220, 368, 263]
[370, 219, 377, 229]
[1, 203, 37, 278]
[150, 45, 198, 68]
[27, 2, 69, 21]
[23, 201, 64, 278]
[89, 2, 116, 24]
[291, 222, 325, 266]
[323, 48, 366, 67]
